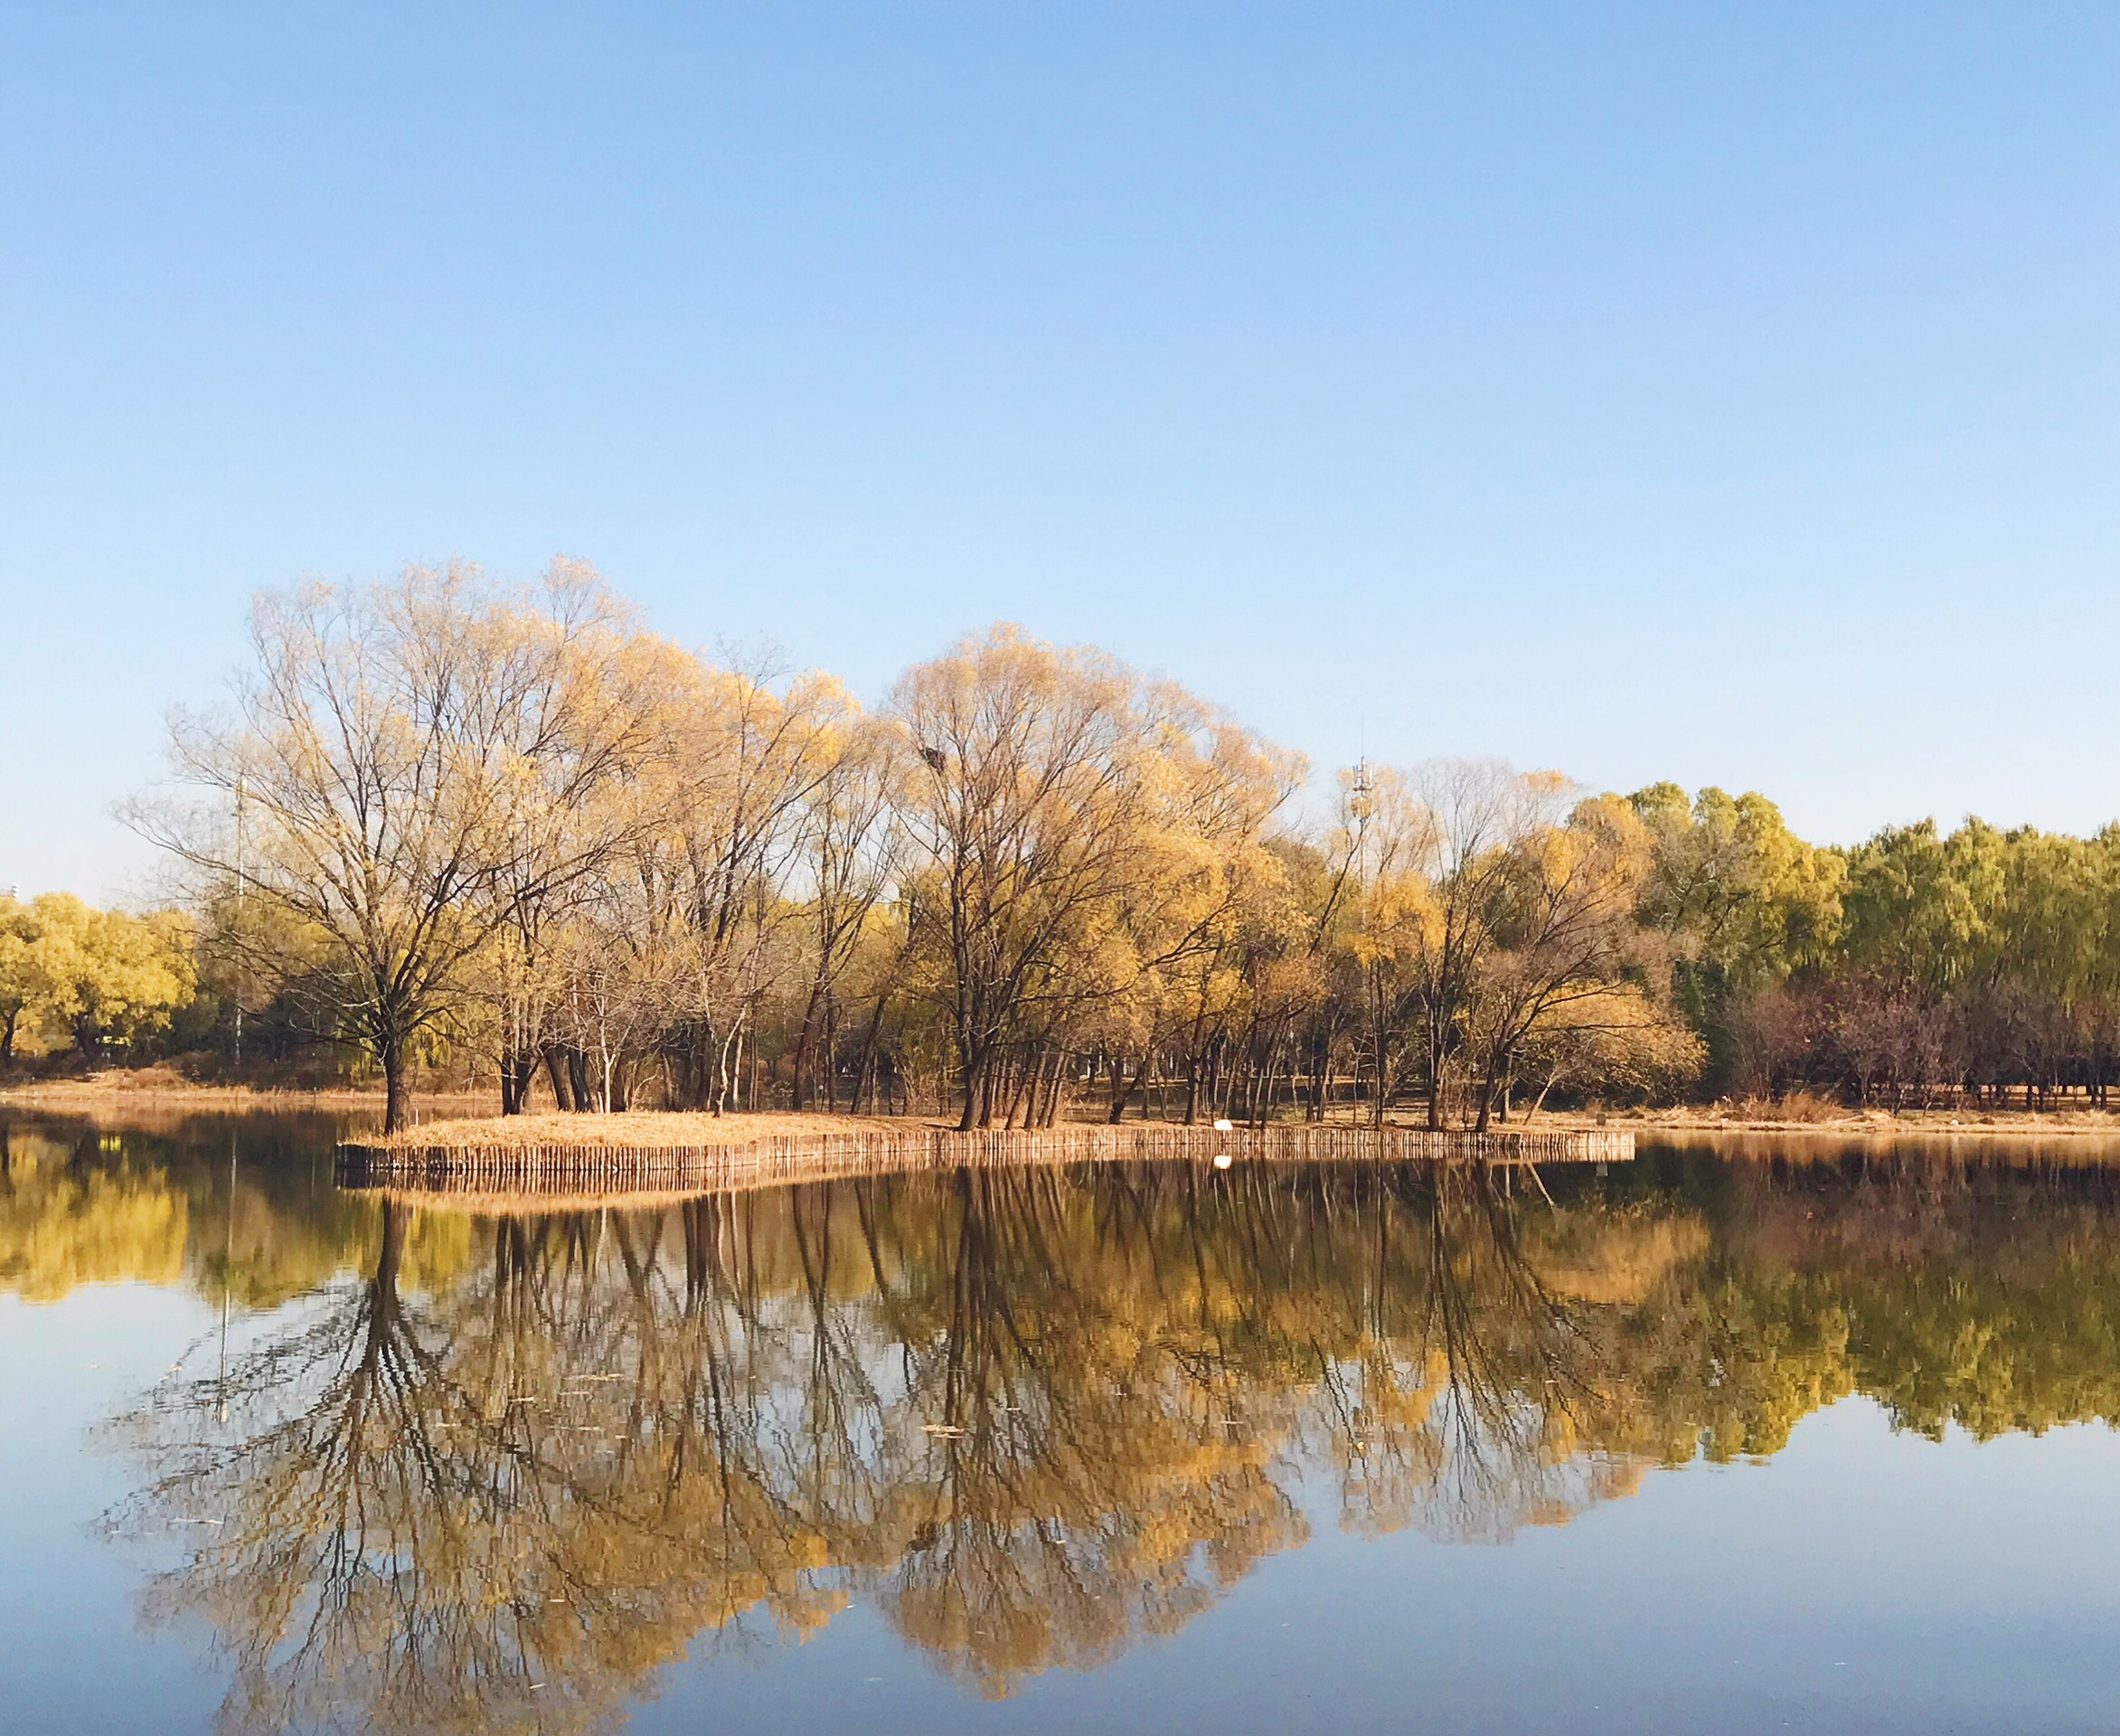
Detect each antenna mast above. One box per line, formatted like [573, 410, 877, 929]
[233, 776, 245, 1066]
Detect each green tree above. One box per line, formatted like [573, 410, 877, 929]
[33, 896, 198, 1061]
[1627, 784, 1843, 1091]
[0, 895, 58, 1061]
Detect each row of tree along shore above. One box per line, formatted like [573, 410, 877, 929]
[10, 561, 2120, 1135]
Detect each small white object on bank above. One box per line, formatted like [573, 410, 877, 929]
[1213, 1118, 1233, 1132]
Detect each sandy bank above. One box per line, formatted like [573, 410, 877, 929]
[1538, 1105, 2120, 1139]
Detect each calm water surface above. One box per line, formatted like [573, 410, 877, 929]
[5, 1109, 2120, 1734]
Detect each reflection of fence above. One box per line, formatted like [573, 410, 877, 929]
[335, 1124, 1635, 1203]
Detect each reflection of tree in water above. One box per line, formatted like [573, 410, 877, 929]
[111, 1197, 859, 1736]
[0, 1121, 188, 1300]
[1286, 1166, 1641, 1545]
[105, 1146, 2120, 1728]
[872, 1167, 1310, 1696]
[0, 1111, 469, 1308]
[1697, 1146, 2120, 1443]
[108, 1160, 1654, 1724]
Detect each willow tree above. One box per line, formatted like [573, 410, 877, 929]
[1333, 761, 1446, 1125]
[1644, 788, 1841, 963]
[1458, 793, 1664, 1128]
[889, 626, 1300, 1129]
[1082, 701, 1306, 1127]
[1627, 782, 1845, 1090]
[132, 562, 656, 1131]
[477, 573, 689, 1114]
[1327, 763, 1681, 1127]
[589, 656, 852, 1111]
[0, 892, 194, 1063]
[890, 627, 1141, 1127]
[787, 711, 906, 1109]
[0, 895, 54, 1063]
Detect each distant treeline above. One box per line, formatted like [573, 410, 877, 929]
[0, 894, 193, 1065]
[1636, 792, 2120, 1112]
[14, 562, 2114, 1128]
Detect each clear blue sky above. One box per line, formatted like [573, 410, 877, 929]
[6, 3, 2119, 900]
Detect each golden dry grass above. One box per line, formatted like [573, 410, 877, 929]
[0, 1065, 481, 1113]
[351, 1183, 744, 1214]
[357, 1109, 932, 1153]
[1550, 1102, 2120, 1139]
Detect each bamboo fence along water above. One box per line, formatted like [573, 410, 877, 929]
[334, 1122, 1635, 1200]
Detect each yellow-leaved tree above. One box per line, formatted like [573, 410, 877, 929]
[129, 561, 667, 1130]
[0, 892, 194, 1062]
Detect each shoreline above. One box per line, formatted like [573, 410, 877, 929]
[336, 1117, 1636, 1209]
[346, 1109, 925, 1153]
[0, 1066, 483, 1117]
[8, 1073, 2120, 1142]
[339, 1109, 1633, 1159]
[1537, 1106, 2120, 1139]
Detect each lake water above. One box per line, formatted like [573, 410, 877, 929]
[5, 1109, 2120, 1735]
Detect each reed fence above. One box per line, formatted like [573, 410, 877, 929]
[335, 1122, 1635, 1199]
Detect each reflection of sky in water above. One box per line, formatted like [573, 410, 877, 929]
[4, 1110, 2120, 1734]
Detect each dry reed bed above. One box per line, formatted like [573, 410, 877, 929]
[353, 1109, 909, 1153]
[1564, 1103, 2120, 1138]
[355, 1184, 767, 1215]
[336, 1119, 1637, 1203]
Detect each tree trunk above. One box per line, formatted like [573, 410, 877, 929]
[853, 995, 889, 1112]
[1034, 1052, 1060, 1127]
[823, 993, 839, 1112]
[1473, 1046, 1510, 1133]
[790, 984, 824, 1110]
[1527, 1070, 1561, 1120]
[955, 1012, 985, 1129]
[501, 1048, 538, 1115]
[977, 1048, 1000, 1128]
[542, 1045, 573, 1110]
[1003, 1052, 1033, 1129]
[956, 1033, 986, 1130]
[381, 1031, 408, 1136]
[1107, 1052, 1151, 1124]
[720, 1023, 745, 1114]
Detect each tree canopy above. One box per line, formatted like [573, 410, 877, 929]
[30, 563, 2109, 1122]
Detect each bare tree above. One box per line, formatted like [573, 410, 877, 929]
[789, 714, 906, 1109]
[130, 563, 653, 1131]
